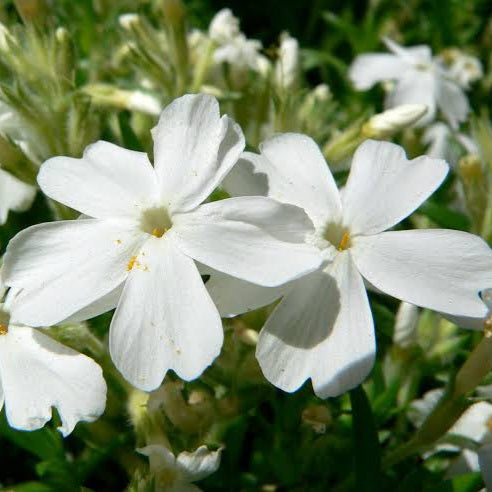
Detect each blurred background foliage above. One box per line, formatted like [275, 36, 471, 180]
[0, 0, 492, 491]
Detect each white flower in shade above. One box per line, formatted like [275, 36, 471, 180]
[438, 49, 483, 89]
[0, 288, 106, 435]
[209, 8, 240, 44]
[274, 32, 300, 91]
[220, 134, 492, 397]
[2, 94, 321, 392]
[409, 389, 492, 487]
[0, 168, 35, 224]
[138, 444, 221, 492]
[349, 38, 470, 128]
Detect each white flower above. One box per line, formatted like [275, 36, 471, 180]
[2, 94, 321, 392]
[138, 444, 221, 492]
[220, 134, 492, 397]
[274, 32, 300, 91]
[0, 168, 35, 224]
[209, 9, 240, 44]
[437, 49, 483, 89]
[423, 122, 477, 163]
[409, 389, 492, 488]
[0, 290, 106, 436]
[349, 38, 470, 128]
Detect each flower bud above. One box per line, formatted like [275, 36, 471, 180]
[274, 32, 300, 91]
[393, 302, 419, 349]
[209, 9, 240, 44]
[362, 104, 428, 139]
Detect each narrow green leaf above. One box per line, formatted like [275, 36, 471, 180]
[350, 385, 382, 492]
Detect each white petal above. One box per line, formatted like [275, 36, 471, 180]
[63, 283, 123, 323]
[153, 94, 244, 213]
[0, 168, 36, 224]
[38, 141, 158, 219]
[206, 269, 285, 317]
[0, 325, 106, 436]
[349, 53, 407, 90]
[3, 219, 145, 326]
[138, 444, 177, 471]
[342, 140, 448, 235]
[177, 445, 222, 482]
[352, 230, 492, 317]
[449, 401, 492, 443]
[478, 443, 492, 490]
[220, 152, 270, 197]
[385, 69, 436, 126]
[383, 38, 432, 64]
[172, 196, 322, 287]
[256, 252, 375, 398]
[436, 77, 470, 129]
[258, 133, 342, 228]
[109, 237, 223, 391]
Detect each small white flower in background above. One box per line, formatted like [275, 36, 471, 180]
[437, 49, 483, 89]
[423, 122, 477, 164]
[409, 389, 492, 489]
[0, 168, 35, 224]
[221, 134, 492, 398]
[209, 8, 239, 44]
[363, 104, 428, 138]
[0, 278, 106, 435]
[138, 444, 221, 492]
[349, 37, 470, 128]
[274, 32, 300, 91]
[2, 94, 321, 392]
[209, 9, 267, 73]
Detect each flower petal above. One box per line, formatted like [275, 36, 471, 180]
[153, 94, 244, 212]
[38, 141, 158, 219]
[258, 133, 342, 227]
[177, 445, 222, 482]
[172, 196, 322, 287]
[436, 77, 469, 129]
[342, 140, 448, 235]
[385, 69, 436, 126]
[206, 269, 285, 317]
[109, 237, 223, 391]
[0, 325, 106, 435]
[349, 53, 408, 90]
[256, 252, 375, 398]
[352, 230, 492, 317]
[220, 151, 270, 197]
[3, 219, 145, 326]
[0, 169, 36, 224]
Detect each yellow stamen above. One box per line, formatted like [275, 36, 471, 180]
[127, 255, 138, 271]
[152, 227, 166, 238]
[485, 316, 492, 338]
[0, 323, 8, 335]
[338, 231, 350, 251]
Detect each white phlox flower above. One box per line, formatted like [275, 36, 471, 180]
[0, 279, 106, 435]
[409, 389, 492, 489]
[138, 444, 221, 492]
[0, 167, 35, 224]
[349, 37, 470, 128]
[423, 122, 477, 163]
[2, 94, 321, 392]
[437, 49, 483, 89]
[220, 134, 492, 398]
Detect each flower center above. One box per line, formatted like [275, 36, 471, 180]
[323, 222, 351, 252]
[140, 206, 172, 238]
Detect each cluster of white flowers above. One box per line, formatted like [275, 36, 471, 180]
[1, 91, 492, 443]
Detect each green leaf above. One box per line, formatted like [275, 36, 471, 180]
[1, 482, 53, 492]
[349, 385, 382, 492]
[418, 202, 471, 231]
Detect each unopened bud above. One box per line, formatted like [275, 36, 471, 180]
[274, 32, 300, 91]
[459, 154, 487, 232]
[393, 302, 419, 349]
[362, 104, 428, 138]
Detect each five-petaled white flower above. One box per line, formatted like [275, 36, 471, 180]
[349, 38, 469, 128]
[220, 134, 492, 398]
[1, 94, 321, 392]
[0, 277, 106, 435]
[138, 444, 221, 492]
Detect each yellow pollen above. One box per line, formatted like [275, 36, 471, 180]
[485, 316, 492, 337]
[0, 323, 7, 335]
[127, 255, 138, 271]
[338, 232, 350, 251]
[152, 227, 166, 238]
